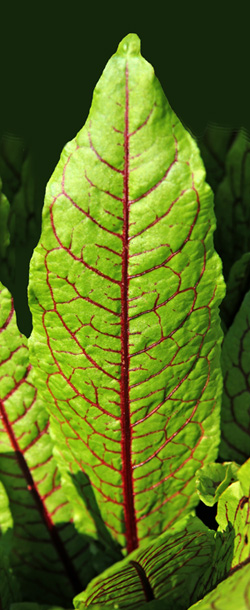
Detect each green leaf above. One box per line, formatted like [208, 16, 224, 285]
[0, 177, 11, 289]
[212, 129, 250, 279]
[0, 281, 95, 605]
[197, 124, 237, 194]
[219, 290, 250, 463]
[220, 252, 250, 331]
[196, 462, 239, 506]
[187, 562, 250, 610]
[0, 480, 20, 609]
[28, 32, 225, 554]
[216, 458, 250, 568]
[73, 515, 215, 609]
[0, 132, 37, 248]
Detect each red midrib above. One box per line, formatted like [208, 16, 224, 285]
[120, 63, 138, 554]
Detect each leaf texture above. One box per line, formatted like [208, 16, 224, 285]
[0, 282, 95, 605]
[213, 129, 250, 279]
[220, 252, 250, 331]
[73, 515, 215, 609]
[197, 125, 237, 194]
[0, 480, 20, 609]
[220, 291, 250, 462]
[187, 561, 250, 610]
[28, 33, 225, 553]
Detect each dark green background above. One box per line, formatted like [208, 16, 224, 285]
[0, 5, 249, 334]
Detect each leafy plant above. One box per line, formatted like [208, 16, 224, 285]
[0, 33, 250, 610]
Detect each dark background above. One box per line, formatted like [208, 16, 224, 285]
[0, 4, 249, 334]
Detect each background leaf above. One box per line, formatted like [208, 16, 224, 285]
[219, 291, 250, 462]
[187, 561, 250, 610]
[28, 32, 225, 555]
[196, 462, 239, 506]
[197, 125, 237, 194]
[212, 129, 250, 279]
[0, 480, 20, 609]
[219, 253, 250, 332]
[0, 281, 95, 605]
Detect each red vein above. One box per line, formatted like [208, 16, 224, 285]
[120, 63, 138, 554]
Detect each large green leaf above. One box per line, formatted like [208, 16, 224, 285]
[73, 515, 216, 609]
[0, 281, 96, 605]
[76, 459, 250, 609]
[28, 32, 224, 554]
[219, 290, 250, 463]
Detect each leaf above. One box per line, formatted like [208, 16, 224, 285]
[0, 177, 11, 289]
[73, 515, 215, 609]
[0, 480, 20, 609]
[196, 462, 239, 506]
[0, 281, 96, 605]
[28, 32, 225, 554]
[197, 124, 237, 194]
[212, 129, 250, 278]
[216, 458, 250, 569]
[0, 132, 37, 248]
[220, 252, 250, 331]
[219, 290, 250, 463]
[187, 561, 250, 610]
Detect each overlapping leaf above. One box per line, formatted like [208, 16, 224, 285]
[0, 176, 11, 289]
[220, 252, 250, 331]
[73, 515, 216, 609]
[0, 281, 95, 605]
[0, 480, 20, 609]
[0, 132, 37, 248]
[219, 290, 250, 462]
[212, 129, 250, 278]
[187, 561, 250, 610]
[28, 33, 224, 554]
[197, 125, 237, 194]
[75, 459, 250, 608]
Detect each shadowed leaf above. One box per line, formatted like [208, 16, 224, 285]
[0, 281, 95, 605]
[219, 291, 250, 463]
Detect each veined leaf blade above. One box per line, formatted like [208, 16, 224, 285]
[28, 33, 225, 552]
[187, 557, 250, 610]
[73, 515, 215, 609]
[219, 290, 250, 462]
[0, 282, 94, 604]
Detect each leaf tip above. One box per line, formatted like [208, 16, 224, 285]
[117, 33, 141, 57]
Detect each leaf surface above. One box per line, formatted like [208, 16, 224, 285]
[0, 177, 11, 289]
[187, 562, 250, 610]
[73, 515, 215, 609]
[213, 129, 250, 278]
[220, 252, 250, 331]
[196, 461, 239, 506]
[0, 480, 20, 609]
[219, 290, 250, 462]
[28, 32, 224, 553]
[197, 125, 237, 194]
[0, 281, 95, 605]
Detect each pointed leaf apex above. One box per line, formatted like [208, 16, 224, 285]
[117, 33, 141, 57]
